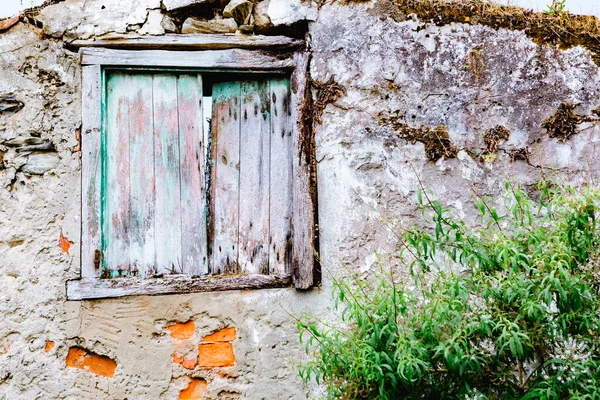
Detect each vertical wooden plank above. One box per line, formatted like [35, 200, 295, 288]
[104, 72, 132, 277]
[128, 74, 155, 278]
[291, 52, 316, 288]
[269, 78, 293, 275]
[153, 74, 183, 275]
[81, 65, 102, 278]
[177, 74, 207, 276]
[238, 80, 271, 274]
[210, 81, 241, 275]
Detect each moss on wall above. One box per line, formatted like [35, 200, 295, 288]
[379, 113, 458, 161]
[542, 103, 594, 142]
[482, 125, 510, 155]
[312, 77, 347, 126]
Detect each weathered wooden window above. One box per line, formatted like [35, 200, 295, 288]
[101, 71, 292, 277]
[68, 42, 315, 300]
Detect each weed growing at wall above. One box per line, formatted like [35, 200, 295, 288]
[298, 181, 600, 399]
[543, 0, 567, 18]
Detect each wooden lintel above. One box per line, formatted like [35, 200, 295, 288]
[66, 274, 293, 300]
[71, 34, 304, 51]
[80, 48, 296, 70]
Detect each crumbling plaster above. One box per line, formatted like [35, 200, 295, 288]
[1, 0, 600, 398]
[312, 2, 600, 279]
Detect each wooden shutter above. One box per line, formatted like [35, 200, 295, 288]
[87, 70, 313, 287]
[269, 78, 293, 276]
[81, 65, 102, 279]
[210, 78, 293, 277]
[102, 71, 206, 278]
[75, 48, 315, 299]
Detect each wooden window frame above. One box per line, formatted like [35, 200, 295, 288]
[67, 35, 314, 300]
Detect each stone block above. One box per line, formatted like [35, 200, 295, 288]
[254, 0, 272, 31]
[163, 0, 210, 11]
[17, 142, 55, 154]
[161, 15, 178, 33]
[4, 137, 45, 147]
[0, 96, 24, 113]
[239, 24, 254, 34]
[223, 0, 254, 26]
[139, 9, 165, 35]
[267, 0, 317, 26]
[181, 17, 237, 34]
[21, 153, 59, 175]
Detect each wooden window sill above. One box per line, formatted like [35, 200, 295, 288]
[66, 274, 292, 300]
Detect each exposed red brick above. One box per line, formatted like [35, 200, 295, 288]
[173, 353, 184, 364]
[179, 378, 207, 400]
[73, 129, 81, 152]
[174, 351, 197, 370]
[198, 343, 234, 368]
[66, 347, 117, 377]
[202, 327, 236, 343]
[45, 341, 55, 353]
[181, 358, 196, 370]
[0, 15, 21, 33]
[1, 339, 10, 354]
[168, 321, 195, 340]
[59, 232, 72, 254]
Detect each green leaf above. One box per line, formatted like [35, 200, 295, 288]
[297, 180, 600, 399]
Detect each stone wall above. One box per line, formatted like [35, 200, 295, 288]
[1, 0, 599, 398]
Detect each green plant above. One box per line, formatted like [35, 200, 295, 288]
[298, 181, 600, 399]
[544, 0, 568, 19]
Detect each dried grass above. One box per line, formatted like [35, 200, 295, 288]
[393, 0, 600, 65]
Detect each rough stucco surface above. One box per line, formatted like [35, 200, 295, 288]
[1, 0, 600, 398]
[38, 0, 163, 39]
[0, 2, 326, 399]
[312, 1, 600, 278]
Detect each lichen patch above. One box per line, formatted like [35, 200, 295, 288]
[379, 113, 458, 161]
[542, 103, 592, 142]
[483, 125, 510, 155]
[312, 77, 347, 126]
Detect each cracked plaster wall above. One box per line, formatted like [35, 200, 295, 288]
[312, 1, 600, 279]
[1, 0, 600, 398]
